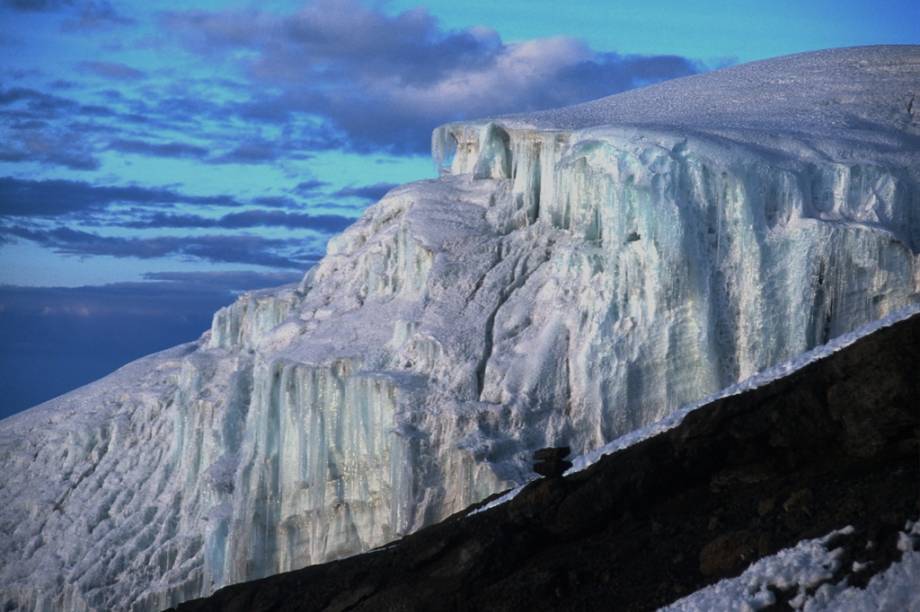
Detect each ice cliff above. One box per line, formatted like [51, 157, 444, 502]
[2, 46, 919, 611]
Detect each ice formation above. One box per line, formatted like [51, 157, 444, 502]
[1, 46, 919, 611]
[469, 302, 920, 514]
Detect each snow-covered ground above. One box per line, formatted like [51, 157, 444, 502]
[2, 46, 919, 611]
[664, 521, 920, 611]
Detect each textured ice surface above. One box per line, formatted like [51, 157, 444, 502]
[470, 302, 920, 515]
[663, 521, 920, 611]
[2, 46, 920, 611]
[565, 303, 920, 476]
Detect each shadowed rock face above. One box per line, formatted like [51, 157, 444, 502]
[169, 313, 920, 612]
[532, 446, 572, 478]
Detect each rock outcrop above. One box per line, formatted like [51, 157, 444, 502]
[532, 447, 572, 478]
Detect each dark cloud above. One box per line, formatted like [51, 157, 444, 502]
[209, 140, 283, 164]
[1, 225, 315, 268]
[0, 83, 231, 170]
[207, 133, 327, 164]
[118, 209, 355, 233]
[292, 179, 329, 196]
[72, 102, 115, 117]
[79, 61, 146, 81]
[162, 2, 501, 85]
[0, 176, 239, 216]
[108, 138, 208, 159]
[0, 85, 121, 121]
[48, 78, 76, 89]
[0, 85, 76, 113]
[1, 0, 132, 28]
[163, 0, 705, 155]
[333, 182, 398, 201]
[0, 85, 121, 127]
[0, 135, 99, 170]
[2, 0, 71, 10]
[0, 86, 126, 170]
[62, 1, 133, 30]
[251, 195, 298, 208]
[0, 270, 300, 417]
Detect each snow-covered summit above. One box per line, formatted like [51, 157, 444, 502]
[2, 47, 920, 611]
[508, 45, 920, 144]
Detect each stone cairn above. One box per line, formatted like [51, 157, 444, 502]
[533, 446, 572, 478]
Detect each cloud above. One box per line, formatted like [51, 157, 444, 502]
[0, 176, 239, 216]
[0, 130, 100, 170]
[163, 0, 703, 155]
[79, 61, 146, 81]
[333, 182, 398, 201]
[206, 128, 337, 163]
[1, 224, 317, 268]
[0, 86, 122, 170]
[1, 0, 133, 28]
[251, 195, 298, 208]
[0, 85, 121, 124]
[108, 138, 208, 159]
[0, 85, 78, 114]
[62, 1, 133, 30]
[117, 209, 355, 233]
[3, 2, 705, 174]
[141, 269, 302, 290]
[292, 179, 329, 196]
[209, 140, 285, 164]
[2, 0, 72, 10]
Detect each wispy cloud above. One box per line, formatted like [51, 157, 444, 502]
[1, 224, 318, 268]
[0, 176, 240, 216]
[108, 138, 208, 159]
[292, 179, 329, 196]
[79, 61, 146, 81]
[117, 209, 355, 233]
[141, 269, 303, 289]
[0, 128, 100, 170]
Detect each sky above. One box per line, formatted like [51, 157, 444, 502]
[1, 0, 918, 417]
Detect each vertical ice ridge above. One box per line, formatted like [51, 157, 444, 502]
[220, 358, 408, 584]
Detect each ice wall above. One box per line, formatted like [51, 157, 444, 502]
[433, 120, 918, 444]
[2, 46, 919, 611]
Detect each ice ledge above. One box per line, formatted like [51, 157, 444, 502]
[432, 46, 920, 250]
[432, 120, 920, 253]
[438, 46, 920, 145]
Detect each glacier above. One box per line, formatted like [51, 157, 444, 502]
[1, 45, 919, 611]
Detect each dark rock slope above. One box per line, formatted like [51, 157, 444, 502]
[169, 313, 920, 612]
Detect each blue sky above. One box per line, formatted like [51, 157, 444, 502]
[1, 0, 918, 417]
